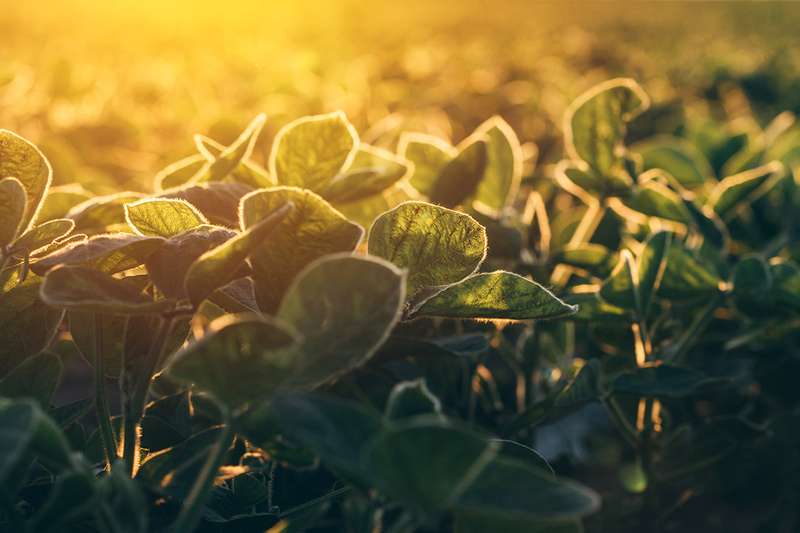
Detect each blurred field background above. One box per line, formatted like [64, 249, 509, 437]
[2, 1, 800, 194]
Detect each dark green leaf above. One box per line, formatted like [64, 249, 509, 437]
[634, 136, 712, 189]
[612, 365, 721, 398]
[31, 232, 165, 275]
[10, 218, 74, 256]
[398, 132, 456, 196]
[472, 116, 523, 214]
[385, 379, 443, 420]
[708, 161, 782, 220]
[430, 137, 488, 208]
[0, 351, 62, 405]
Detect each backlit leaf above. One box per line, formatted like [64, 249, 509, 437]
[472, 116, 523, 214]
[270, 111, 359, 191]
[0, 177, 27, 247]
[416, 271, 576, 320]
[708, 161, 782, 220]
[430, 136, 488, 208]
[634, 136, 712, 189]
[323, 144, 410, 204]
[0, 129, 53, 233]
[398, 132, 456, 196]
[241, 187, 364, 312]
[124, 198, 208, 237]
[11, 218, 74, 256]
[368, 201, 486, 300]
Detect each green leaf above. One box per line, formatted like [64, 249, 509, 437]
[191, 114, 268, 184]
[40, 265, 174, 315]
[362, 418, 499, 515]
[184, 202, 293, 307]
[659, 242, 721, 301]
[0, 398, 73, 485]
[564, 78, 649, 177]
[732, 255, 772, 315]
[429, 136, 488, 208]
[194, 134, 274, 189]
[368, 201, 486, 300]
[455, 515, 583, 533]
[634, 136, 713, 189]
[241, 186, 364, 312]
[277, 253, 405, 388]
[159, 181, 253, 227]
[553, 244, 617, 279]
[0, 271, 64, 376]
[770, 261, 800, 314]
[398, 132, 456, 196]
[167, 314, 298, 408]
[454, 456, 600, 522]
[322, 144, 410, 204]
[385, 379, 443, 421]
[472, 116, 523, 214]
[37, 184, 91, 222]
[626, 177, 692, 224]
[10, 218, 74, 256]
[66, 191, 146, 235]
[31, 232, 165, 275]
[69, 311, 126, 377]
[269, 111, 359, 191]
[0, 177, 27, 247]
[154, 154, 207, 191]
[612, 365, 721, 398]
[144, 225, 236, 299]
[0, 129, 53, 233]
[243, 392, 383, 482]
[708, 161, 783, 220]
[0, 351, 62, 405]
[124, 198, 208, 237]
[636, 231, 672, 316]
[599, 250, 638, 310]
[415, 271, 576, 320]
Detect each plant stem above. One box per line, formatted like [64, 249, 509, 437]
[94, 313, 118, 471]
[603, 395, 639, 449]
[278, 486, 351, 518]
[121, 316, 174, 476]
[171, 418, 234, 533]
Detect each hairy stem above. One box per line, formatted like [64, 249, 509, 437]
[171, 418, 234, 533]
[94, 313, 118, 471]
[121, 316, 174, 476]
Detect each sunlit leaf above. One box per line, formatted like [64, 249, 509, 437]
[195, 134, 274, 189]
[277, 253, 405, 388]
[599, 250, 637, 310]
[564, 78, 649, 178]
[66, 191, 147, 234]
[241, 186, 363, 312]
[553, 244, 617, 279]
[0, 129, 53, 233]
[415, 271, 576, 320]
[472, 116, 523, 214]
[154, 154, 207, 191]
[40, 265, 174, 314]
[124, 198, 208, 237]
[368, 201, 486, 300]
[159, 181, 253, 227]
[398, 132, 456, 196]
[0, 177, 27, 247]
[708, 161, 782, 220]
[191, 114, 268, 185]
[323, 144, 410, 204]
[270, 111, 359, 191]
[626, 179, 692, 224]
[185, 202, 293, 307]
[11, 218, 74, 256]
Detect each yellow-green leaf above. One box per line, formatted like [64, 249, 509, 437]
[269, 111, 359, 192]
[416, 271, 576, 320]
[0, 177, 27, 247]
[323, 144, 410, 204]
[241, 186, 364, 312]
[124, 198, 208, 237]
[430, 136, 488, 208]
[0, 129, 53, 233]
[398, 132, 456, 197]
[11, 219, 75, 256]
[472, 116, 523, 214]
[368, 201, 486, 300]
